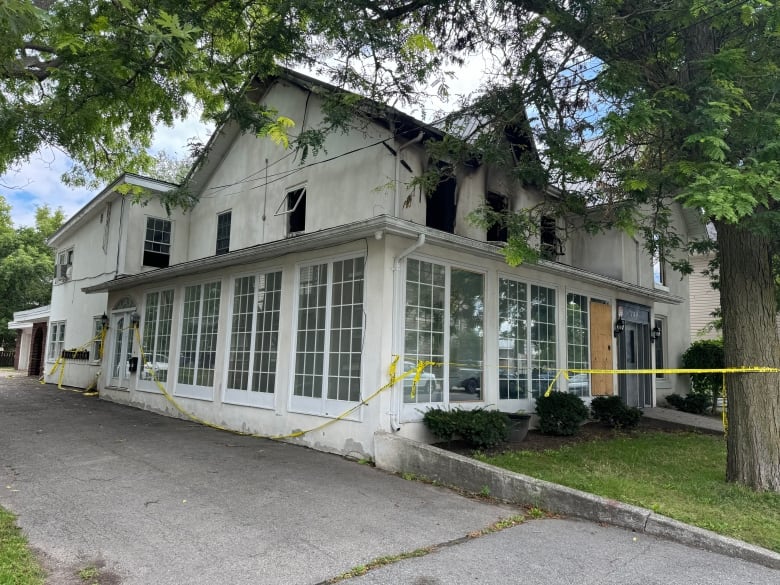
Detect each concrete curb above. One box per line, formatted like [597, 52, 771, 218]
[374, 432, 780, 570]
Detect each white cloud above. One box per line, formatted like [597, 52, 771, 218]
[0, 113, 210, 228]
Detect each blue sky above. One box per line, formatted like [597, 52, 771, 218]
[1, 112, 211, 228]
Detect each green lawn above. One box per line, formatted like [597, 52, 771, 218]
[0, 507, 44, 585]
[477, 432, 780, 552]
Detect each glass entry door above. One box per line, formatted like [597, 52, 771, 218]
[109, 310, 134, 387]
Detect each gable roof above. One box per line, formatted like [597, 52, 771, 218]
[183, 68, 458, 196]
[47, 173, 178, 248]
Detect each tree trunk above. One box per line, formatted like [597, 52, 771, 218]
[716, 221, 780, 491]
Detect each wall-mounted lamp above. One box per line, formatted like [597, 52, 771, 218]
[650, 324, 662, 343]
[100, 313, 109, 329]
[130, 312, 141, 327]
[613, 318, 625, 337]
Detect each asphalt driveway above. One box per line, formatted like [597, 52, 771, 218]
[0, 377, 515, 584]
[1, 375, 778, 584]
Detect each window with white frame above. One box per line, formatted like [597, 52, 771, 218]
[654, 316, 667, 381]
[225, 271, 282, 403]
[92, 317, 105, 362]
[498, 279, 528, 400]
[55, 249, 73, 282]
[48, 321, 66, 360]
[530, 284, 557, 397]
[566, 293, 590, 397]
[652, 234, 667, 286]
[497, 278, 558, 401]
[143, 217, 172, 268]
[292, 257, 365, 411]
[403, 259, 485, 406]
[141, 290, 175, 383]
[178, 281, 221, 390]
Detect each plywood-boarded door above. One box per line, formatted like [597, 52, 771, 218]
[589, 301, 614, 396]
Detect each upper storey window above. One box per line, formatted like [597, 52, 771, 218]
[216, 210, 232, 255]
[288, 187, 306, 234]
[486, 192, 508, 243]
[55, 249, 73, 282]
[425, 165, 457, 234]
[143, 217, 172, 268]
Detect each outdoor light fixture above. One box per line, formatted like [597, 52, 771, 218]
[100, 313, 109, 329]
[130, 312, 141, 326]
[650, 324, 662, 343]
[613, 317, 625, 337]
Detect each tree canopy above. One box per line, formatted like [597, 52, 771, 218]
[0, 197, 65, 346]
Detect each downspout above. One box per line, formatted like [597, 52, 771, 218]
[394, 132, 424, 217]
[114, 196, 126, 278]
[389, 233, 426, 431]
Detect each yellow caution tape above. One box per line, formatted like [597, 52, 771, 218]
[132, 326, 419, 442]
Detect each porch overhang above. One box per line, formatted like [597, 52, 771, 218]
[83, 215, 684, 305]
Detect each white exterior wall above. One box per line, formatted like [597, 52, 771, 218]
[120, 200, 189, 275]
[101, 237, 392, 458]
[185, 83, 396, 259]
[98, 227, 688, 456]
[47, 201, 116, 387]
[47, 190, 185, 388]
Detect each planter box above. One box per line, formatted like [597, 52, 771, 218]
[506, 413, 532, 443]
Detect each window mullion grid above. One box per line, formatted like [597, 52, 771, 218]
[443, 267, 451, 405]
[321, 263, 334, 406]
[193, 287, 205, 385]
[246, 278, 260, 391]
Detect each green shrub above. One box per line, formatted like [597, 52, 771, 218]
[590, 396, 643, 429]
[535, 391, 589, 436]
[681, 339, 724, 412]
[666, 393, 710, 415]
[422, 407, 508, 448]
[422, 407, 459, 442]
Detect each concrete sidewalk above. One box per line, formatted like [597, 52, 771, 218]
[643, 406, 725, 433]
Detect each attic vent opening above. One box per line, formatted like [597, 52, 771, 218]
[540, 216, 564, 260]
[426, 167, 457, 234]
[486, 192, 508, 243]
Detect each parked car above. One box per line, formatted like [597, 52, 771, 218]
[403, 361, 442, 402]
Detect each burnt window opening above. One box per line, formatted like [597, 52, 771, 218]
[486, 192, 508, 242]
[504, 124, 534, 164]
[216, 210, 232, 255]
[426, 168, 457, 234]
[540, 216, 563, 260]
[288, 187, 306, 234]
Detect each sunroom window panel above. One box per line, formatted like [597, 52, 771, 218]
[567, 293, 590, 397]
[178, 282, 221, 388]
[449, 269, 485, 402]
[498, 278, 528, 400]
[327, 257, 364, 402]
[531, 284, 557, 398]
[294, 264, 327, 398]
[403, 259, 445, 404]
[140, 290, 174, 383]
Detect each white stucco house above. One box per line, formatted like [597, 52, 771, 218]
[44, 69, 701, 458]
